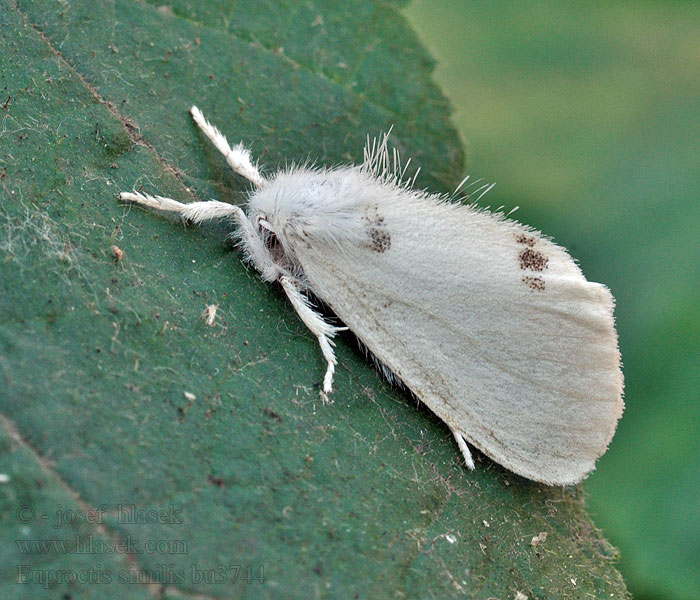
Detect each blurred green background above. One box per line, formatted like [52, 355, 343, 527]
[404, 1, 700, 599]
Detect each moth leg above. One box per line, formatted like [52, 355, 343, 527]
[279, 276, 345, 401]
[119, 191, 241, 223]
[119, 191, 281, 281]
[190, 105, 265, 188]
[451, 427, 475, 470]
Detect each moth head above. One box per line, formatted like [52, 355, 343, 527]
[248, 167, 370, 251]
[247, 168, 321, 247]
[249, 209, 283, 262]
[246, 179, 306, 279]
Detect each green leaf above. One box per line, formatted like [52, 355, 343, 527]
[0, 1, 627, 598]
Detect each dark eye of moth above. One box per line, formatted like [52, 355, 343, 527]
[261, 228, 288, 264]
[263, 229, 279, 251]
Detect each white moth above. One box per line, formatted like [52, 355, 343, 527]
[119, 106, 624, 485]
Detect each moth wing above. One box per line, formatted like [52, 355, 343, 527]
[292, 191, 623, 485]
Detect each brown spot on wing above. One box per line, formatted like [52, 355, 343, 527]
[368, 227, 391, 252]
[519, 247, 548, 271]
[515, 233, 536, 247]
[363, 204, 391, 253]
[522, 275, 545, 291]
